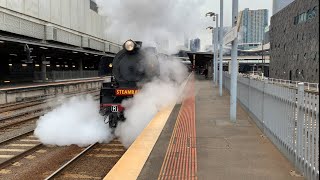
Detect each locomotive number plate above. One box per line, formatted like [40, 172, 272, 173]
[111, 105, 118, 112]
[115, 89, 139, 96]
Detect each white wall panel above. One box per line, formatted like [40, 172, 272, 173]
[0, 0, 7, 7]
[85, 4, 90, 36]
[91, 12, 98, 36]
[78, 0, 85, 33]
[50, 0, 61, 24]
[0, 0, 113, 44]
[39, 0, 50, 21]
[61, 0, 70, 28]
[24, 0, 39, 18]
[70, 0, 78, 31]
[7, 0, 24, 13]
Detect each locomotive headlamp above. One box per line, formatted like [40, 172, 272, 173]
[124, 40, 135, 51]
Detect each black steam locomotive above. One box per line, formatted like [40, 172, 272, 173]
[99, 40, 160, 128]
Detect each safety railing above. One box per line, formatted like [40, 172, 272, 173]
[224, 72, 319, 180]
[238, 73, 319, 92]
[34, 71, 99, 81]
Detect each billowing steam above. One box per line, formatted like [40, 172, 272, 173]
[34, 95, 113, 147]
[116, 57, 188, 147]
[95, 0, 206, 53]
[34, 57, 187, 148]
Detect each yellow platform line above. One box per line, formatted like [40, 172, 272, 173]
[104, 104, 175, 180]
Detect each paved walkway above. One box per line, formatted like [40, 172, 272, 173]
[195, 79, 302, 180]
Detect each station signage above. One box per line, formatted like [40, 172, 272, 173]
[223, 27, 238, 45]
[223, 11, 243, 45]
[115, 89, 139, 96]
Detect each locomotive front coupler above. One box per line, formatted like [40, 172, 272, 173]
[103, 112, 125, 129]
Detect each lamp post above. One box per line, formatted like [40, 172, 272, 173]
[219, 0, 223, 96]
[206, 12, 219, 85]
[206, 26, 214, 84]
[206, 12, 219, 86]
[230, 0, 239, 122]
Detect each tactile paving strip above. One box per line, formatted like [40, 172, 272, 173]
[158, 76, 197, 180]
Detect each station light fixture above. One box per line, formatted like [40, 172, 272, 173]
[0, 41, 4, 43]
[35, 64, 40, 67]
[40, 47, 48, 50]
[94, 54, 99, 57]
[85, 67, 88, 69]
[22, 64, 27, 67]
[56, 65, 60, 67]
[72, 65, 76, 68]
[9, 54, 17, 56]
[109, 63, 113, 68]
[46, 57, 51, 59]
[46, 65, 51, 67]
[4, 80, 11, 83]
[8, 64, 12, 66]
[84, 53, 89, 55]
[65, 65, 69, 68]
[206, 26, 214, 30]
[72, 51, 78, 54]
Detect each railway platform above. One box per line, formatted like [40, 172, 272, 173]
[0, 77, 104, 105]
[105, 75, 302, 180]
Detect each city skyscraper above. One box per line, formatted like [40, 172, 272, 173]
[184, 36, 189, 49]
[190, 38, 200, 52]
[239, 8, 269, 44]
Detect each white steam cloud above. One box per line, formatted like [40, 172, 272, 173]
[95, 0, 206, 53]
[115, 57, 188, 148]
[34, 95, 113, 147]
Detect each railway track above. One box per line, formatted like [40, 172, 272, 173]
[0, 136, 125, 179]
[0, 88, 123, 179]
[0, 130, 42, 169]
[45, 140, 126, 180]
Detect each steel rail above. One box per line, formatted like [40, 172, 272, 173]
[44, 143, 97, 180]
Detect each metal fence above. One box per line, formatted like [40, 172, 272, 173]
[239, 73, 319, 92]
[34, 71, 99, 81]
[224, 72, 319, 180]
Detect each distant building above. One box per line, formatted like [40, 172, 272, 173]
[273, 0, 295, 15]
[239, 8, 269, 44]
[269, 0, 319, 83]
[184, 36, 189, 49]
[155, 38, 169, 53]
[190, 38, 200, 52]
[238, 43, 261, 50]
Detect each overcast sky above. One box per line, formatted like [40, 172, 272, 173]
[198, 0, 273, 49]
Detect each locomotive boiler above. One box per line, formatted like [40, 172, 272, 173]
[99, 40, 160, 129]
